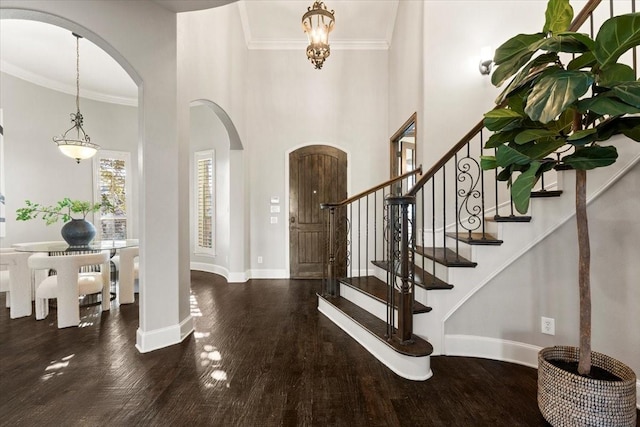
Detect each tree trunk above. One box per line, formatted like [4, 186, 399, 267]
[576, 168, 591, 376]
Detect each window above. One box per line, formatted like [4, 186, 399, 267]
[194, 150, 215, 255]
[93, 150, 131, 240]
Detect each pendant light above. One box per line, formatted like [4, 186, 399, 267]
[302, 1, 335, 70]
[53, 33, 99, 163]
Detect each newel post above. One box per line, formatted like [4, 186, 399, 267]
[385, 195, 415, 343]
[321, 203, 339, 297]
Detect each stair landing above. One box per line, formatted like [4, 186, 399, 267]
[318, 294, 433, 380]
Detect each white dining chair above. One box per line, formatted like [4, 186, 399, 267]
[115, 246, 138, 304]
[0, 249, 33, 318]
[28, 251, 111, 328]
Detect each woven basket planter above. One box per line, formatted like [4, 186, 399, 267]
[538, 346, 637, 426]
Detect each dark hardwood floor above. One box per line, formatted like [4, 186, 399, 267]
[0, 271, 635, 426]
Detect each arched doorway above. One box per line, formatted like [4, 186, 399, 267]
[189, 100, 245, 281]
[190, 99, 247, 282]
[1, 4, 191, 353]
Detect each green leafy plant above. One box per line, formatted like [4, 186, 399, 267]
[481, 0, 640, 376]
[16, 197, 113, 225]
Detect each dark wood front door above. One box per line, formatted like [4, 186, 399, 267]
[289, 145, 347, 279]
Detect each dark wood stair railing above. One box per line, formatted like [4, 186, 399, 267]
[320, 167, 423, 298]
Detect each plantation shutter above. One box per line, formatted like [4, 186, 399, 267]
[195, 151, 214, 253]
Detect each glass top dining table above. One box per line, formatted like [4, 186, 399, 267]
[12, 239, 139, 253]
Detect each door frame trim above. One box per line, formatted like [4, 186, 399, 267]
[284, 142, 351, 278]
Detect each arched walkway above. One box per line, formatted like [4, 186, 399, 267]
[1, 2, 190, 353]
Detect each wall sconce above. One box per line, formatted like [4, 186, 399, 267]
[302, 1, 335, 70]
[479, 46, 494, 76]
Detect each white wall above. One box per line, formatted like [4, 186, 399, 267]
[1, 0, 188, 353]
[420, 1, 589, 163]
[180, 4, 389, 278]
[178, 3, 249, 281]
[446, 162, 640, 375]
[389, 0, 423, 152]
[0, 73, 138, 246]
[245, 48, 389, 277]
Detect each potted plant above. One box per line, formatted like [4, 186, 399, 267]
[17, 197, 113, 247]
[481, 0, 639, 425]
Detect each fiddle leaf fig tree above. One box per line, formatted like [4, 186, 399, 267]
[481, 0, 640, 376]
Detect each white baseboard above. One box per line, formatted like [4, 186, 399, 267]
[190, 262, 248, 283]
[445, 334, 541, 368]
[319, 296, 432, 381]
[227, 271, 248, 283]
[180, 315, 194, 341]
[135, 315, 193, 353]
[446, 334, 640, 408]
[191, 262, 228, 277]
[247, 269, 287, 279]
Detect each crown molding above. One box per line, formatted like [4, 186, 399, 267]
[237, 1, 391, 51]
[237, 1, 252, 49]
[246, 39, 390, 51]
[1, 60, 138, 107]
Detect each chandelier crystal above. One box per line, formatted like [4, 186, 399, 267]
[301, 1, 335, 70]
[53, 33, 99, 163]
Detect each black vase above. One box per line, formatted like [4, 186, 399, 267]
[60, 219, 96, 247]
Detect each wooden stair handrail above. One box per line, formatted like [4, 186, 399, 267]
[321, 166, 422, 208]
[406, 0, 602, 197]
[571, 0, 603, 30]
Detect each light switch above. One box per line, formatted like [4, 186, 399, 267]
[270, 216, 278, 224]
[270, 205, 280, 213]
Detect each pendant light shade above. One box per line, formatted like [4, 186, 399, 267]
[53, 33, 99, 163]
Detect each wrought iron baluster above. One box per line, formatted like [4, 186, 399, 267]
[455, 152, 460, 256]
[358, 200, 361, 277]
[479, 130, 487, 240]
[493, 148, 500, 219]
[349, 203, 353, 279]
[634, 0, 638, 75]
[374, 191, 377, 262]
[457, 143, 483, 240]
[431, 176, 436, 288]
[366, 195, 369, 278]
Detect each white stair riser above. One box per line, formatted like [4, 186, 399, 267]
[340, 283, 429, 326]
[318, 297, 433, 381]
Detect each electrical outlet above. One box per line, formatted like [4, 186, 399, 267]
[541, 317, 555, 335]
[257, 256, 263, 264]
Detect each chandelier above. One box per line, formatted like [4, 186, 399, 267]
[301, 1, 335, 70]
[53, 33, 99, 163]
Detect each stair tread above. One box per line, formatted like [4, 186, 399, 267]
[318, 294, 433, 357]
[340, 276, 432, 313]
[487, 215, 532, 223]
[371, 260, 454, 291]
[445, 232, 503, 245]
[531, 190, 563, 198]
[415, 246, 477, 267]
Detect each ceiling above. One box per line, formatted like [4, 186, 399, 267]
[152, 0, 237, 13]
[0, 1, 398, 106]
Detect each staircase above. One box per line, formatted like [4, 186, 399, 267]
[317, 0, 640, 380]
